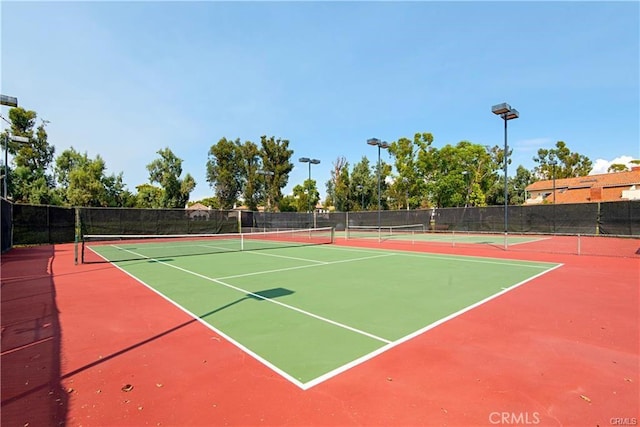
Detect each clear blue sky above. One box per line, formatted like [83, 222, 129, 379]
[2, 1, 638, 201]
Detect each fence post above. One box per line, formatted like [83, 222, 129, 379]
[47, 205, 51, 244]
[74, 207, 80, 265]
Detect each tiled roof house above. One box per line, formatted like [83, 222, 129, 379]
[525, 166, 640, 205]
[185, 202, 211, 219]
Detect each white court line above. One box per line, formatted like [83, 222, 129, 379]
[505, 237, 552, 246]
[243, 250, 329, 264]
[314, 244, 556, 269]
[93, 243, 562, 390]
[302, 262, 564, 389]
[216, 253, 396, 280]
[112, 245, 392, 345]
[87, 247, 308, 389]
[198, 244, 237, 252]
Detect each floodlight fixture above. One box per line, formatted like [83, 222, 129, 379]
[0, 94, 18, 107]
[10, 135, 29, 144]
[491, 103, 511, 116]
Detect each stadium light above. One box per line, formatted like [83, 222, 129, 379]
[298, 157, 320, 227]
[491, 103, 519, 245]
[0, 94, 18, 108]
[366, 138, 390, 241]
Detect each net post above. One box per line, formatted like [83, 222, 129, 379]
[241, 233, 244, 251]
[331, 227, 335, 244]
[345, 211, 349, 239]
[577, 234, 581, 255]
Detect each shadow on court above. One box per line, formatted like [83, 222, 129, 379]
[1, 245, 68, 427]
[58, 287, 294, 380]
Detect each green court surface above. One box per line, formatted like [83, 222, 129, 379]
[343, 229, 544, 245]
[90, 241, 559, 389]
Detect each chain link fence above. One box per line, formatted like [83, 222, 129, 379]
[2, 201, 638, 252]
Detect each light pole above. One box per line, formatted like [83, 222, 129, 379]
[298, 157, 320, 228]
[3, 134, 30, 199]
[257, 169, 274, 231]
[367, 138, 390, 241]
[256, 169, 274, 211]
[491, 103, 519, 243]
[356, 184, 364, 210]
[549, 158, 557, 234]
[549, 158, 557, 204]
[1, 94, 19, 200]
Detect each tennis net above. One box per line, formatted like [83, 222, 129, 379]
[346, 223, 425, 240]
[80, 227, 334, 263]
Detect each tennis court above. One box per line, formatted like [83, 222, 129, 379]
[84, 228, 559, 389]
[344, 224, 545, 246]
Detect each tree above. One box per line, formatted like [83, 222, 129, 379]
[65, 154, 109, 206]
[135, 184, 164, 208]
[278, 194, 297, 212]
[56, 147, 129, 207]
[326, 157, 350, 211]
[533, 141, 592, 179]
[422, 141, 501, 208]
[147, 148, 195, 208]
[206, 138, 242, 209]
[347, 157, 375, 210]
[238, 140, 261, 211]
[3, 108, 56, 204]
[103, 172, 135, 207]
[259, 136, 294, 212]
[608, 163, 629, 173]
[509, 165, 534, 205]
[292, 179, 320, 213]
[388, 133, 434, 209]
